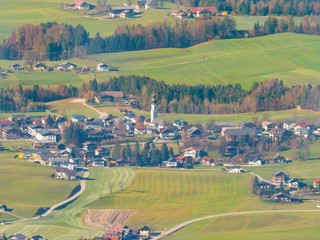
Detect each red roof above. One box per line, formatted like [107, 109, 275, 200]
[189, 6, 217, 13]
[73, 0, 86, 6]
[172, 9, 182, 14]
[41, 117, 48, 120]
[0, 119, 10, 123]
[184, 147, 201, 151]
[177, 12, 186, 16]
[313, 179, 320, 183]
[202, 157, 214, 162]
[83, 142, 94, 146]
[135, 125, 146, 130]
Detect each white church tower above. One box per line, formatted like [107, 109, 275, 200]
[151, 93, 158, 122]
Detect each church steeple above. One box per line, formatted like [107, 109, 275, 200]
[151, 93, 158, 122]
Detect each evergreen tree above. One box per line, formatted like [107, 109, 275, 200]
[252, 176, 259, 194]
[112, 142, 121, 160]
[169, 146, 174, 158]
[126, 143, 132, 159]
[161, 143, 169, 161]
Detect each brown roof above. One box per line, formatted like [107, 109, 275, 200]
[97, 91, 124, 98]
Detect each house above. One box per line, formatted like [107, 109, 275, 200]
[47, 156, 69, 166]
[82, 66, 92, 72]
[226, 166, 242, 173]
[150, 118, 167, 130]
[171, 9, 183, 15]
[162, 159, 178, 168]
[212, 122, 236, 133]
[313, 127, 320, 136]
[55, 167, 76, 180]
[28, 124, 44, 137]
[67, 0, 91, 10]
[56, 61, 77, 71]
[83, 142, 97, 151]
[111, 224, 132, 239]
[287, 178, 301, 189]
[313, 179, 320, 188]
[8, 234, 26, 240]
[95, 147, 108, 157]
[135, 1, 146, 9]
[261, 121, 274, 131]
[33, 141, 58, 150]
[221, 127, 255, 141]
[283, 120, 295, 130]
[120, 9, 134, 18]
[33, 62, 46, 71]
[239, 121, 256, 129]
[159, 128, 175, 140]
[269, 128, 287, 141]
[176, 11, 188, 19]
[189, 6, 218, 17]
[200, 157, 218, 166]
[248, 156, 264, 165]
[183, 147, 201, 159]
[92, 159, 106, 167]
[134, 124, 146, 135]
[225, 146, 237, 157]
[109, 6, 135, 18]
[173, 119, 188, 130]
[257, 181, 275, 190]
[271, 154, 287, 164]
[294, 127, 312, 138]
[96, 63, 109, 72]
[272, 192, 291, 202]
[2, 126, 21, 140]
[71, 114, 86, 123]
[272, 171, 290, 184]
[145, 0, 157, 9]
[94, 91, 124, 104]
[186, 126, 202, 138]
[28, 235, 47, 240]
[8, 63, 20, 71]
[35, 130, 56, 143]
[0, 205, 8, 212]
[139, 226, 151, 237]
[18, 150, 39, 159]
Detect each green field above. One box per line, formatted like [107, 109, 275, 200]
[2, 33, 320, 88]
[0, 167, 135, 239]
[164, 212, 320, 240]
[0, 143, 78, 218]
[87, 168, 317, 231]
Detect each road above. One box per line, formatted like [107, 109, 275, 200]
[152, 209, 320, 239]
[7, 170, 89, 224]
[71, 98, 108, 118]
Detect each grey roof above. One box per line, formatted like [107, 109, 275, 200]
[110, 6, 134, 10]
[224, 127, 255, 136]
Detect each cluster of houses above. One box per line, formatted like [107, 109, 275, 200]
[2, 62, 109, 74]
[171, 7, 228, 19]
[0, 234, 47, 240]
[91, 224, 151, 240]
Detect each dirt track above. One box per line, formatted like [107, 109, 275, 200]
[83, 209, 136, 230]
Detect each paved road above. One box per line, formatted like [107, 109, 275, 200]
[7, 170, 89, 224]
[152, 209, 320, 239]
[72, 98, 108, 118]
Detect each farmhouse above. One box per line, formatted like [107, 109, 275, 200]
[257, 181, 275, 190]
[96, 63, 109, 72]
[272, 192, 291, 202]
[110, 6, 134, 18]
[94, 91, 124, 104]
[9, 63, 20, 71]
[33, 62, 46, 71]
[56, 61, 77, 71]
[139, 226, 151, 237]
[135, 1, 146, 9]
[272, 171, 290, 184]
[8, 234, 26, 240]
[120, 9, 134, 18]
[2, 126, 21, 140]
[55, 167, 76, 180]
[71, 114, 86, 123]
[145, 0, 157, 9]
[226, 166, 242, 173]
[200, 157, 217, 166]
[188, 6, 218, 17]
[313, 179, 320, 188]
[67, 0, 91, 10]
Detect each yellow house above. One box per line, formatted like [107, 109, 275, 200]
[221, 11, 228, 16]
[19, 150, 39, 159]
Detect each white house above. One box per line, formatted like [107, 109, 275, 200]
[36, 130, 56, 143]
[96, 63, 109, 72]
[227, 166, 242, 173]
[183, 147, 201, 159]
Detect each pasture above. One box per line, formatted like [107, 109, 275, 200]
[87, 168, 317, 231]
[1, 33, 320, 88]
[0, 167, 136, 240]
[0, 142, 78, 219]
[164, 212, 320, 240]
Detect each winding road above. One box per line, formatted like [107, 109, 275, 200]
[7, 170, 89, 223]
[152, 209, 320, 239]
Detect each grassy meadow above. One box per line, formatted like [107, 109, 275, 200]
[0, 167, 136, 239]
[164, 212, 320, 240]
[1, 33, 320, 88]
[0, 142, 78, 218]
[87, 168, 318, 231]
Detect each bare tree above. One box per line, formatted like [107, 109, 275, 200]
[108, 181, 113, 193]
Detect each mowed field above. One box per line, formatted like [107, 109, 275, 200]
[164, 212, 320, 240]
[87, 168, 317, 231]
[1, 33, 320, 88]
[0, 167, 136, 240]
[0, 0, 178, 41]
[0, 142, 78, 218]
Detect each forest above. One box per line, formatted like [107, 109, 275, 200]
[2, 75, 319, 115]
[1, 16, 320, 60]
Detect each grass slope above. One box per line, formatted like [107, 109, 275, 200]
[0, 167, 136, 240]
[164, 212, 320, 240]
[0, 142, 77, 218]
[87, 168, 317, 231]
